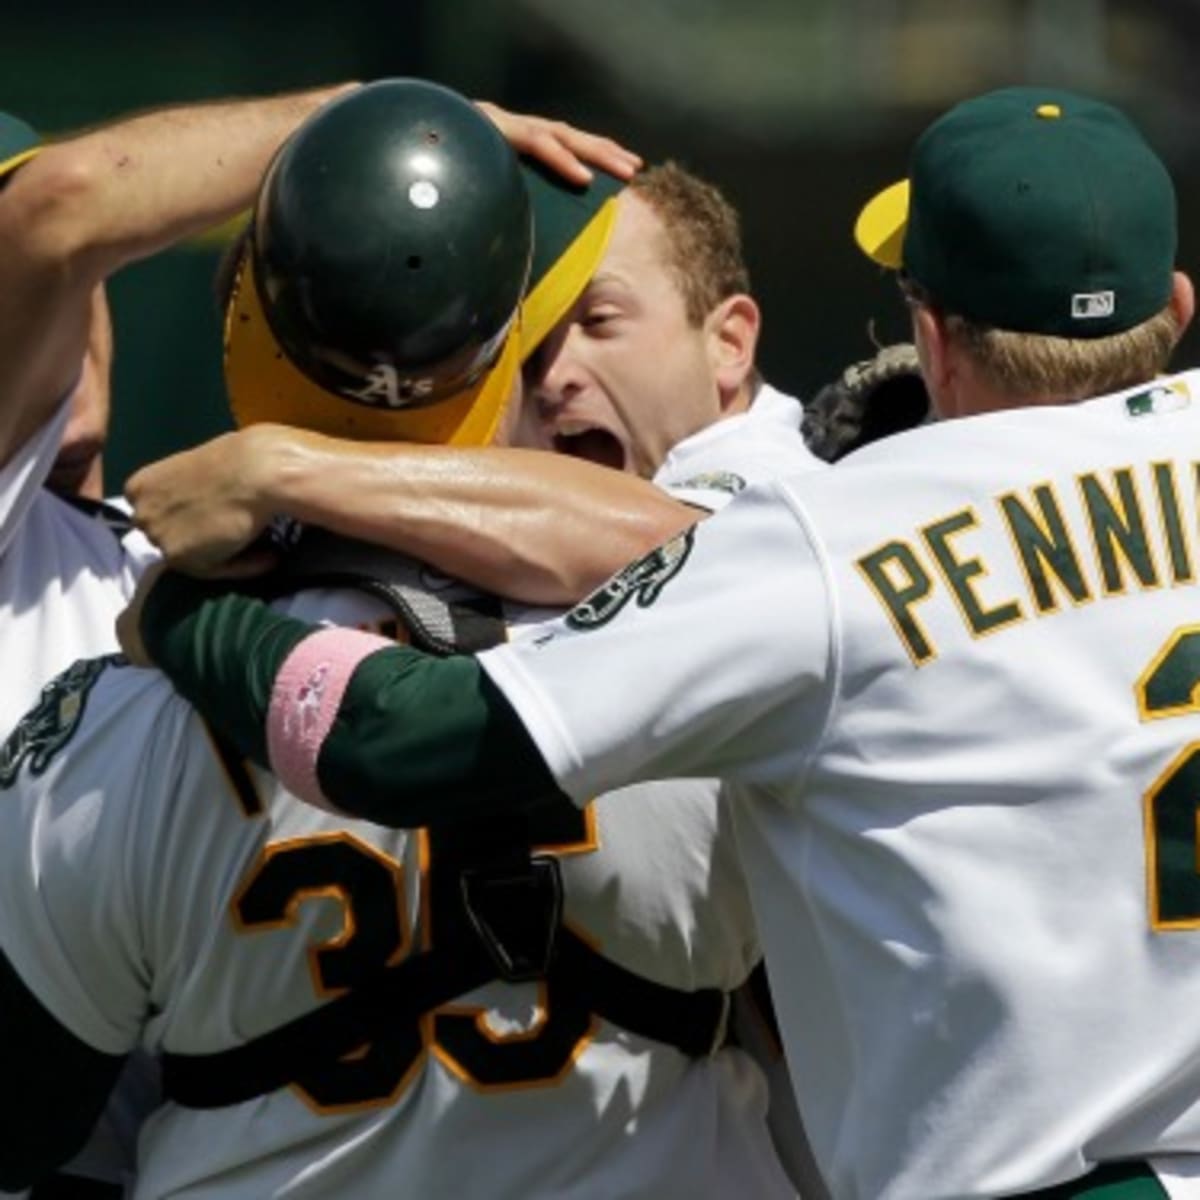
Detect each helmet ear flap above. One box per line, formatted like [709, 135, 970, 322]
[225, 78, 532, 446]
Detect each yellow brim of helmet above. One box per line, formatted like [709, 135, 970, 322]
[224, 249, 520, 447]
[853, 178, 910, 270]
[519, 194, 619, 361]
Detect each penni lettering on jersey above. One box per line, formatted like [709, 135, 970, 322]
[564, 529, 695, 631]
[0, 655, 124, 786]
[856, 457, 1200, 666]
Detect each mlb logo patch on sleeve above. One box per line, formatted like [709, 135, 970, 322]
[1125, 379, 1191, 418]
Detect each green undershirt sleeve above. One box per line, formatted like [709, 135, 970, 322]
[317, 644, 563, 825]
[139, 570, 567, 826]
[140, 571, 309, 769]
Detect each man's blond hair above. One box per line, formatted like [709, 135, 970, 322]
[944, 305, 1181, 402]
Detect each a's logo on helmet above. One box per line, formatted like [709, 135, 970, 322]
[341, 365, 436, 410]
[565, 529, 695, 631]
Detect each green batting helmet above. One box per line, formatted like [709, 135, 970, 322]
[226, 78, 533, 445]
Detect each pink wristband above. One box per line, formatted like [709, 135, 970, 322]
[266, 627, 392, 810]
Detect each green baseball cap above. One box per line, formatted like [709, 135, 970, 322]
[0, 111, 40, 179]
[854, 87, 1177, 338]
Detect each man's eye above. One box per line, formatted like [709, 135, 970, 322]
[522, 344, 547, 382]
[582, 309, 618, 329]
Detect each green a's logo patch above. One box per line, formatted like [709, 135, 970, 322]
[566, 529, 694, 631]
[0, 655, 121, 787]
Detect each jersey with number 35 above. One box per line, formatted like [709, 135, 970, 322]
[0, 391, 816, 1200]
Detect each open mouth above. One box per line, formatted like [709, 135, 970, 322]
[552, 427, 627, 472]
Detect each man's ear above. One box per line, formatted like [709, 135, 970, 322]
[912, 303, 955, 418]
[707, 293, 760, 413]
[1170, 270, 1195, 341]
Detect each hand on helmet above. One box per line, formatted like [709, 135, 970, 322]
[476, 101, 642, 184]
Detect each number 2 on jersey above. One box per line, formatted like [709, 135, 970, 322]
[1138, 624, 1200, 928]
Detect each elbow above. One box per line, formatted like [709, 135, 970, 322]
[7, 149, 114, 275]
[566, 503, 700, 601]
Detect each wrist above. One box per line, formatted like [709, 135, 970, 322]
[242, 423, 308, 522]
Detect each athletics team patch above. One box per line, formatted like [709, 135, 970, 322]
[0, 655, 122, 787]
[565, 529, 694, 630]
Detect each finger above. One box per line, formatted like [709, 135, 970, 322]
[547, 123, 642, 178]
[528, 131, 594, 184]
[476, 102, 641, 183]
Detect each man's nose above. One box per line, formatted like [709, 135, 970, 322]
[529, 325, 586, 420]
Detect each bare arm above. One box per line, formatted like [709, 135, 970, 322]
[126, 425, 698, 605]
[0, 84, 356, 468]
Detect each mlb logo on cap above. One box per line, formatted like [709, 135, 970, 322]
[1071, 290, 1116, 320]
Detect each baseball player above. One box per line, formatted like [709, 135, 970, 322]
[120, 152, 828, 1194]
[0, 82, 364, 1200]
[121, 88, 1200, 1199]
[0, 84, 366, 736]
[0, 81, 811, 1198]
[0, 79, 641, 1200]
[0, 81, 637, 729]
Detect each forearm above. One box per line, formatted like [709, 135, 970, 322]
[23, 84, 356, 277]
[0, 84, 356, 464]
[140, 573, 563, 825]
[253, 428, 699, 604]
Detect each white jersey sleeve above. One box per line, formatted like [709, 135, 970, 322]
[0, 658, 182, 1055]
[0, 395, 69, 560]
[480, 480, 833, 804]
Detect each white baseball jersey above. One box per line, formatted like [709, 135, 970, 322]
[0, 397, 156, 734]
[481, 369, 1200, 1199]
[0, 403, 821, 1199]
[653, 382, 831, 1198]
[0, 395, 159, 1197]
[655, 382, 819, 510]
